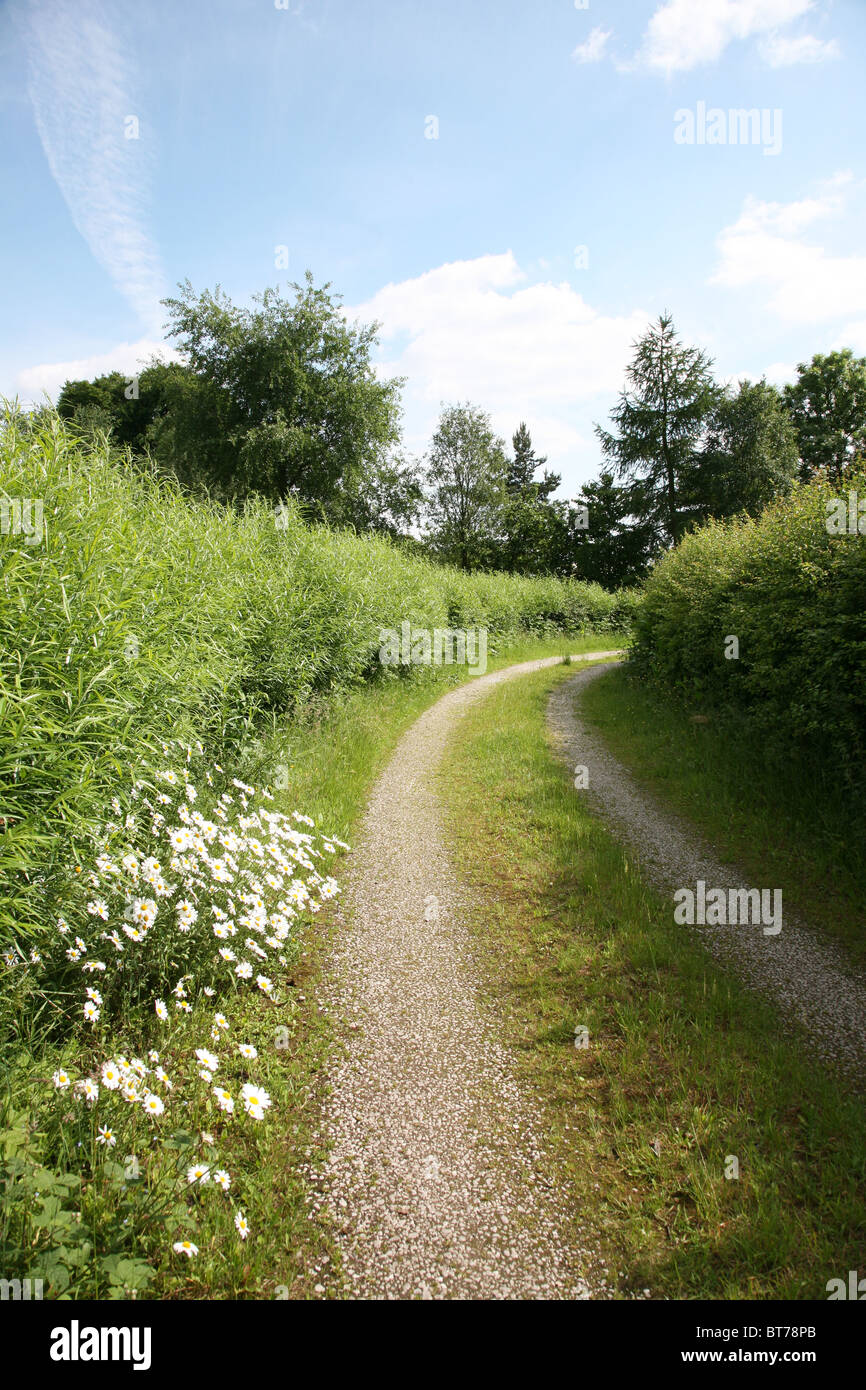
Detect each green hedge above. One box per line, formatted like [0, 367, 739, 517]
[630, 472, 866, 774]
[0, 408, 636, 940]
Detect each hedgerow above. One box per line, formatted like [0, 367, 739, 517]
[630, 471, 866, 779]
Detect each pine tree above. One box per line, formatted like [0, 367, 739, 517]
[571, 472, 654, 588]
[500, 423, 562, 572]
[595, 314, 720, 545]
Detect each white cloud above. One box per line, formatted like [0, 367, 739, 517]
[14, 339, 181, 407]
[14, 0, 167, 333]
[759, 32, 840, 65]
[572, 27, 613, 64]
[710, 175, 866, 324]
[832, 323, 866, 355]
[634, 0, 817, 74]
[346, 252, 648, 475]
[762, 360, 797, 385]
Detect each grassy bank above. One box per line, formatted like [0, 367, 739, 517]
[437, 661, 866, 1299]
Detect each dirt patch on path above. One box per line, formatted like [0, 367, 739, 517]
[312, 652, 621, 1300]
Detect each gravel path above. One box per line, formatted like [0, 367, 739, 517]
[312, 652, 622, 1301]
[547, 663, 866, 1083]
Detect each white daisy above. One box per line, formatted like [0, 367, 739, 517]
[101, 1060, 122, 1090]
[213, 1087, 234, 1114]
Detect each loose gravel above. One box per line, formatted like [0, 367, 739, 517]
[547, 663, 866, 1083]
[312, 653, 621, 1301]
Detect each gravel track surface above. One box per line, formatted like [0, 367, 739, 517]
[547, 663, 866, 1083]
[313, 652, 621, 1301]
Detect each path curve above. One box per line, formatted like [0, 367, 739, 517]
[547, 663, 866, 1083]
[312, 651, 622, 1301]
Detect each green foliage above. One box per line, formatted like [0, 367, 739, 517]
[571, 471, 655, 588]
[160, 275, 405, 524]
[423, 402, 509, 569]
[784, 349, 866, 484]
[498, 422, 568, 575]
[0, 1097, 160, 1298]
[692, 378, 799, 521]
[0, 406, 637, 947]
[57, 362, 187, 456]
[596, 313, 722, 545]
[630, 470, 866, 783]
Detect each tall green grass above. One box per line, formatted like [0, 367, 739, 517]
[0, 405, 637, 946]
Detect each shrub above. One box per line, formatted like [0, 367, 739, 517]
[630, 471, 866, 779]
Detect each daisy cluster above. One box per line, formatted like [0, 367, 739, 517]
[15, 738, 345, 1027]
[15, 739, 348, 1262]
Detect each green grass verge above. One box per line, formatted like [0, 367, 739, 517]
[580, 665, 866, 969]
[437, 661, 866, 1300]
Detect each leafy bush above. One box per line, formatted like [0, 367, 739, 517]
[630, 471, 866, 780]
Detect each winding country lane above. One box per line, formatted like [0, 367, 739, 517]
[312, 652, 620, 1301]
[310, 652, 866, 1301]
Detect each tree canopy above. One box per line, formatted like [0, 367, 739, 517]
[53, 277, 864, 587]
[783, 349, 866, 485]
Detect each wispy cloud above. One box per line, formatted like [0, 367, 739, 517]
[572, 27, 613, 65]
[15, 0, 167, 333]
[759, 31, 840, 66]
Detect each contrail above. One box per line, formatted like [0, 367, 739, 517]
[15, 0, 168, 333]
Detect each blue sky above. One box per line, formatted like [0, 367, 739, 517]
[2, 0, 865, 495]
